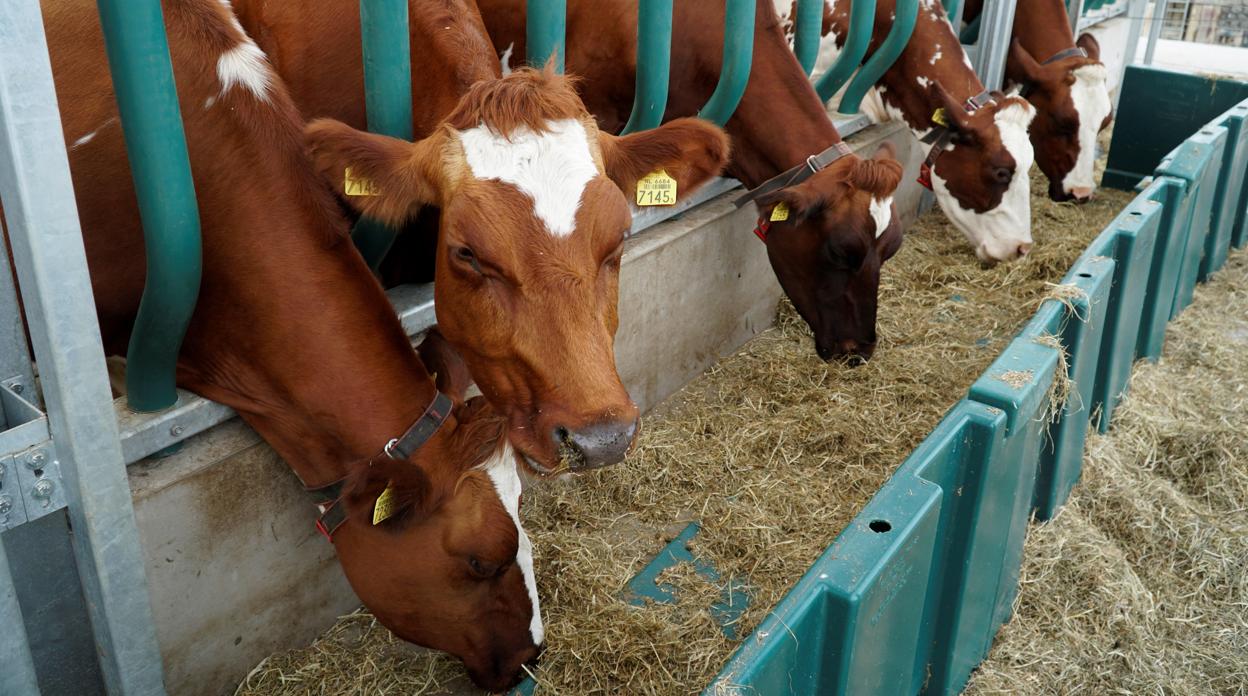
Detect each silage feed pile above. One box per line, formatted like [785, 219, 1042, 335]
[966, 252, 1248, 696]
[237, 169, 1133, 695]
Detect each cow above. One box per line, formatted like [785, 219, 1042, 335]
[781, 0, 1038, 263]
[475, 0, 906, 363]
[230, 0, 732, 471]
[962, 0, 1113, 202]
[30, 0, 541, 688]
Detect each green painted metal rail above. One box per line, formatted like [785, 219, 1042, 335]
[793, 0, 826, 75]
[815, 0, 877, 102]
[697, 0, 756, 126]
[351, 0, 414, 270]
[840, 0, 918, 114]
[95, 0, 202, 413]
[621, 0, 674, 134]
[527, 0, 567, 71]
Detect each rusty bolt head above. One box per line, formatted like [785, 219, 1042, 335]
[32, 479, 53, 500]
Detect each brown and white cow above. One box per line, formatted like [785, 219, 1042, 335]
[230, 0, 731, 472]
[477, 0, 905, 363]
[789, 0, 1038, 263]
[32, 0, 538, 688]
[963, 0, 1113, 202]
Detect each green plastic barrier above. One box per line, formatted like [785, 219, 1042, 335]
[95, 0, 203, 413]
[794, 0, 825, 75]
[840, 0, 917, 114]
[1202, 102, 1248, 277]
[527, 0, 566, 71]
[1136, 176, 1195, 360]
[351, 0, 414, 269]
[621, 0, 674, 134]
[698, 0, 756, 125]
[815, 0, 877, 103]
[1156, 128, 1227, 316]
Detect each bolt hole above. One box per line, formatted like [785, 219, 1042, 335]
[869, 520, 892, 533]
[1129, 211, 1142, 217]
[1077, 272, 1092, 278]
[33, 468, 43, 477]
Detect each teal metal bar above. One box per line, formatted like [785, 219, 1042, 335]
[621, 0, 674, 134]
[794, 0, 825, 75]
[815, 0, 876, 103]
[840, 0, 918, 114]
[947, 0, 963, 22]
[352, 0, 414, 269]
[96, 0, 202, 413]
[960, 12, 982, 43]
[698, 0, 756, 126]
[527, 0, 567, 72]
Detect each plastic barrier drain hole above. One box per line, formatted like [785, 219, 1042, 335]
[869, 520, 892, 533]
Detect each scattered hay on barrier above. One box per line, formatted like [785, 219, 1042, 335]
[238, 166, 1133, 696]
[966, 252, 1248, 696]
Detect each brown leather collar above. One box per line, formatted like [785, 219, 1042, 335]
[736, 142, 855, 209]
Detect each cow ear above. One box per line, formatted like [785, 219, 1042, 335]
[754, 177, 827, 224]
[341, 454, 434, 529]
[305, 118, 443, 227]
[416, 328, 473, 407]
[598, 117, 731, 202]
[1009, 38, 1045, 84]
[929, 81, 975, 134]
[1076, 32, 1101, 61]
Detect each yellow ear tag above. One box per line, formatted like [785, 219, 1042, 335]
[931, 108, 950, 128]
[770, 201, 790, 222]
[344, 167, 381, 197]
[636, 170, 677, 207]
[372, 483, 398, 525]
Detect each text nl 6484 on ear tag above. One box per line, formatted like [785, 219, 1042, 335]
[770, 201, 790, 222]
[373, 483, 398, 525]
[636, 170, 677, 207]
[345, 167, 380, 197]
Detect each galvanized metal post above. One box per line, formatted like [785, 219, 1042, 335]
[0, 543, 40, 696]
[1143, 0, 1167, 64]
[0, 1, 167, 693]
[793, 0, 825, 75]
[698, 0, 756, 126]
[972, 0, 1019, 91]
[840, 0, 918, 114]
[0, 240, 35, 401]
[527, 0, 567, 71]
[815, 0, 876, 103]
[1115, 0, 1148, 108]
[352, 0, 415, 269]
[94, 0, 202, 414]
[1067, 0, 1086, 30]
[621, 0, 674, 134]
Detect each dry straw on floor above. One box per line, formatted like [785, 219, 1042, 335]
[237, 166, 1133, 695]
[966, 252, 1248, 696]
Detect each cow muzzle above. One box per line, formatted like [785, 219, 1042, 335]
[552, 416, 639, 470]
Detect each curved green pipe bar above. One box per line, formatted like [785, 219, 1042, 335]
[960, 12, 982, 43]
[621, 0, 674, 134]
[840, 0, 918, 114]
[527, 0, 567, 72]
[698, 0, 756, 126]
[95, 0, 202, 413]
[351, 0, 414, 269]
[946, 0, 963, 22]
[794, 0, 825, 75]
[815, 0, 877, 103]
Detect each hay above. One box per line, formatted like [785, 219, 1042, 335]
[965, 251, 1248, 696]
[238, 164, 1134, 695]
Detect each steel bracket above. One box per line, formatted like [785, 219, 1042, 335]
[0, 377, 64, 531]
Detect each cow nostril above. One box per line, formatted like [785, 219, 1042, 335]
[560, 418, 638, 470]
[1017, 242, 1032, 257]
[847, 355, 867, 367]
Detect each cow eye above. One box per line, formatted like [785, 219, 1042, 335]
[467, 555, 497, 579]
[452, 246, 482, 274]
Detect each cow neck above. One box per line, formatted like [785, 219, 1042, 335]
[1011, 0, 1079, 62]
[882, 56, 986, 138]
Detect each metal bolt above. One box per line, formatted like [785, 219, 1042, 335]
[11, 383, 23, 394]
[0, 461, 5, 480]
[0, 496, 11, 515]
[170, 424, 185, 437]
[26, 450, 46, 469]
[32, 479, 53, 501]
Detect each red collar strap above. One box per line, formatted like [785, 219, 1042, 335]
[918, 91, 997, 191]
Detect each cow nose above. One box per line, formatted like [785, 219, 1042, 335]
[818, 339, 875, 364]
[526, 642, 547, 670]
[1017, 242, 1032, 257]
[1070, 186, 1094, 202]
[553, 418, 638, 470]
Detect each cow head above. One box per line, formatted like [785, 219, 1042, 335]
[331, 400, 541, 691]
[926, 82, 1037, 264]
[306, 68, 730, 475]
[753, 144, 904, 363]
[1009, 35, 1113, 203]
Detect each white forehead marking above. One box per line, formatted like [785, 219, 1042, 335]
[1061, 64, 1112, 195]
[482, 441, 544, 645]
[499, 42, 515, 76]
[869, 196, 893, 238]
[215, 0, 272, 103]
[932, 102, 1036, 262]
[458, 119, 599, 238]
